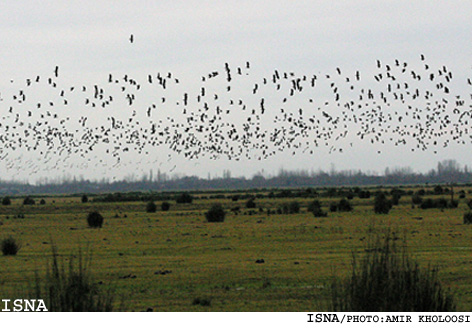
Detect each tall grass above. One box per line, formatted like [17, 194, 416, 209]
[30, 244, 121, 311]
[329, 231, 456, 311]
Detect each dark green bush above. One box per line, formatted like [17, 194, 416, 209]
[358, 190, 371, 199]
[23, 196, 35, 205]
[81, 195, 88, 203]
[86, 211, 104, 228]
[374, 193, 392, 214]
[176, 192, 193, 204]
[246, 198, 256, 209]
[345, 192, 354, 200]
[412, 194, 423, 205]
[307, 200, 322, 213]
[464, 212, 472, 224]
[205, 204, 226, 222]
[40, 199, 46, 205]
[1, 236, 21, 256]
[330, 203, 338, 212]
[420, 198, 456, 210]
[337, 198, 353, 212]
[329, 232, 456, 311]
[391, 193, 401, 206]
[146, 201, 157, 213]
[278, 201, 300, 214]
[288, 201, 300, 214]
[2, 196, 11, 206]
[449, 199, 459, 208]
[311, 201, 327, 217]
[161, 201, 170, 211]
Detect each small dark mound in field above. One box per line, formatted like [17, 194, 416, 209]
[255, 259, 265, 264]
[192, 297, 211, 307]
[155, 270, 172, 275]
[119, 273, 136, 279]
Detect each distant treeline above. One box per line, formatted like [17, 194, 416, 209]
[0, 160, 471, 195]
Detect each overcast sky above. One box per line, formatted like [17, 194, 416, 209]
[1, 1, 472, 182]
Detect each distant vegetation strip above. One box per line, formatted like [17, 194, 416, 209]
[0, 160, 471, 195]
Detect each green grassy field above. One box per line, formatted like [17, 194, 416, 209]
[1, 187, 471, 311]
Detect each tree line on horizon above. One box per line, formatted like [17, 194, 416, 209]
[0, 160, 470, 195]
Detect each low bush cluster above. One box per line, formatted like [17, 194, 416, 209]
[420, 198, 457, 210]
[278, 201, 300, 214]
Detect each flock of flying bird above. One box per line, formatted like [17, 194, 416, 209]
[1, 49, 472, 177]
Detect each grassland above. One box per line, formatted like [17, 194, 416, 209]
[0, 187, 471, 311]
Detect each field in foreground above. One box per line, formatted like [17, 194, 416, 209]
[0, 186, 471, 311]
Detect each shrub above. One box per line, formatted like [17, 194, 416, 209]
[288, 201, 300, 214]
[40, 199, 46, 205]
[467, 199, 472, 210]
[420, 198, 455, 210]
[278, 201, 300, 214]
[1, 236, 21, 256]
[434, 185, 444, 195]
[2, 196, 11, 206]
[86, 211, 104, 228]
[345, 192, 354, 200]
[464, 212, 472, 224]
[30, 245, 119, 311]
[313, 207, 328, 217]
[449, 199, 459, 208]
[307, 200, 322, 213]
[161, 201, 170, 211]
[420, 198, 434, 209]
[205, 204, 225, 222]
[329, 232, 456, 311]
[311, 201, 327, 217]
[246, 198, 256, 209]
[81, 195, 88, 203]
[374, 193, 392, 214]
[412, 194, 423, 205]
[358, 190, 371, 199]
[146, 201, 157, 213]
[337, 198, 353, 212]
[417, 189, 426, 196]
[176, 192, 193, 204]
[329, 203, 338, 212]
[23, 196, 35, 205]
[391, 194, 401, 206]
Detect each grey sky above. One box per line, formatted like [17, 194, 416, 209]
[1, 1, 472, 182]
